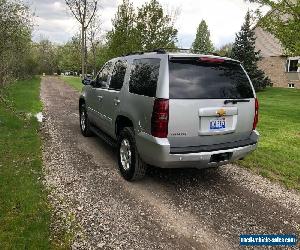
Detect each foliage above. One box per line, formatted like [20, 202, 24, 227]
[249, 0, 300, 56]
[136, 0, 178, 50]
[231, 11, 272, 91]
[58, 35, 82, 73]
[191, 20, 214, 53]
[91, 44, 111, 72]
[0, 0, 33, 86]
[240, 87, 300, 191]
[106, 0, 137, 59]
[107, 0, 178, 58]
[215, 43, 233, 57]
[32, 39, 60, 75]
[87, 14, 103, 75]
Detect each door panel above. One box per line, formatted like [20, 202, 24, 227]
[88, 61, 115, 130]
[85, 85, 98, 124]
[100, 60, 128, 137]
[89, 88, 106, 128]
[100, 90, 121, 137]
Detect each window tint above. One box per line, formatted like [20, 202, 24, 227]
[109, 60, 127, 90]
[288, 60, 298, 72]
[129, 58, 160, 97]
[95, 62, 113, 88]
[169, 58, 254, 99]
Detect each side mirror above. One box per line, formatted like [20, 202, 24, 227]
[82, 78, 91, 85]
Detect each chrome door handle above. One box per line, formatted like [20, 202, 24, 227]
[97, 95, 103, 101]
[114, 99, 120, 106]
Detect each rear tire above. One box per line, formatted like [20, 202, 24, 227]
[79, 103, 93, 137]
[118, 127, 147, 181]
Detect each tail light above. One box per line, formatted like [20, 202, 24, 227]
[151, 98, 169, 138]
[253, 98, 259, 130]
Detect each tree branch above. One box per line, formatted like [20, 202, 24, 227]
[65, 0, 81, 23]
[85, 1, 98, 29]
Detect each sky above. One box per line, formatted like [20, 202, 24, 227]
[28, 0, 267, 49]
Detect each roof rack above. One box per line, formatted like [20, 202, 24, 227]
[123, 48, 221, 57]
[124, 51, 144, 56]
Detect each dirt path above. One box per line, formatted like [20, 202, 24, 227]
[41, 76, 300, 249]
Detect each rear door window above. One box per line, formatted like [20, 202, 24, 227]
[129, 58, 160, 97]
[169, 58, 254, 99]
[109, 60, 127, 91]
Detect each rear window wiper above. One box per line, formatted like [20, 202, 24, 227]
[224, 99, 250, 104]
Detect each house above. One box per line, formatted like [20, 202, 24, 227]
[254, 26, 300, 89]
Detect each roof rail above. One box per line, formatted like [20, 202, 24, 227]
[124, 51, 144, 56]
[123, 49, 166, 56]
[123, 48, 221, 57]
[160, 48, 221, 56]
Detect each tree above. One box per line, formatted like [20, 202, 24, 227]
[231, 11, 272, 90]
[106, 0, 138, 58]
[192, 20, 214, 53]
[215, 43, 233, 57]
[107, 0, 178, 57]
[0, 0, 33, 86]
[93, 44, 110, 71]
[32, 39, 60, 75]
[58, 35, 81, 73]
[86, 14, 103, 75]
[136, 0, 178, 50]
[65, 0, 98, 77]
[248, 0, 300, 55]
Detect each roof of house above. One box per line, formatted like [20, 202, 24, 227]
[254, 26, 284, 57]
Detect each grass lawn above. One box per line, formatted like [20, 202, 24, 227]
[0, 77, 51, 249]
[240, 87, 300, 190]
[61, 75, 299, 190]
[61, 76, 83, 91]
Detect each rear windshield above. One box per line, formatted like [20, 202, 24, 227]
[169, 58, 254, 99]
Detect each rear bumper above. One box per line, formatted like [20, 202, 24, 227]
[136, 130, 259, 169]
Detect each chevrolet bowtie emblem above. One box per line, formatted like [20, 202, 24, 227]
[216, 108, 226, 117]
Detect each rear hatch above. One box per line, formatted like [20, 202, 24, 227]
[167, 56, 256, 152]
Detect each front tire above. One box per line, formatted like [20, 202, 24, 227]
[118, 127, 147, 181]
[79, 103, 93, 137]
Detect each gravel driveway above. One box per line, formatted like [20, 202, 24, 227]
[41, 76, 300, 249]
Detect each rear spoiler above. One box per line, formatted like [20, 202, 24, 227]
[169, 56, 240, 65]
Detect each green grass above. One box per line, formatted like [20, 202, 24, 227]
[0, 77, 51, 249]
[240, 87, 300, 190]
[61, 76, 82, 91]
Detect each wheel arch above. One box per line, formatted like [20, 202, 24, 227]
[79, 96, 85, 104]
[115, 115, 134, 138]
[79, 96, 85, 110]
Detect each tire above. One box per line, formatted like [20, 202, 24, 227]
[117, 127, 147, 181]
[79, 103, 93, 137]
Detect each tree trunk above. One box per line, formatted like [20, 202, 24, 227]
[81, 24, 85, 78]
[93, 48, 96, 77]
[84, 30, 88, 75]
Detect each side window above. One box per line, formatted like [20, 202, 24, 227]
[95, 62, 113, 88]
[288, 59, 299, 72]
[129, 58, 160, 97]
[109, 60, 127, 90]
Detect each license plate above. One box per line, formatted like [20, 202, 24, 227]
[210, 118, 226, 130]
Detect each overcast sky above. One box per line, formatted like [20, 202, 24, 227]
[28, 0, 267, 48]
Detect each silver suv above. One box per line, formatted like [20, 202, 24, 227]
[79, 50, 259, 181]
